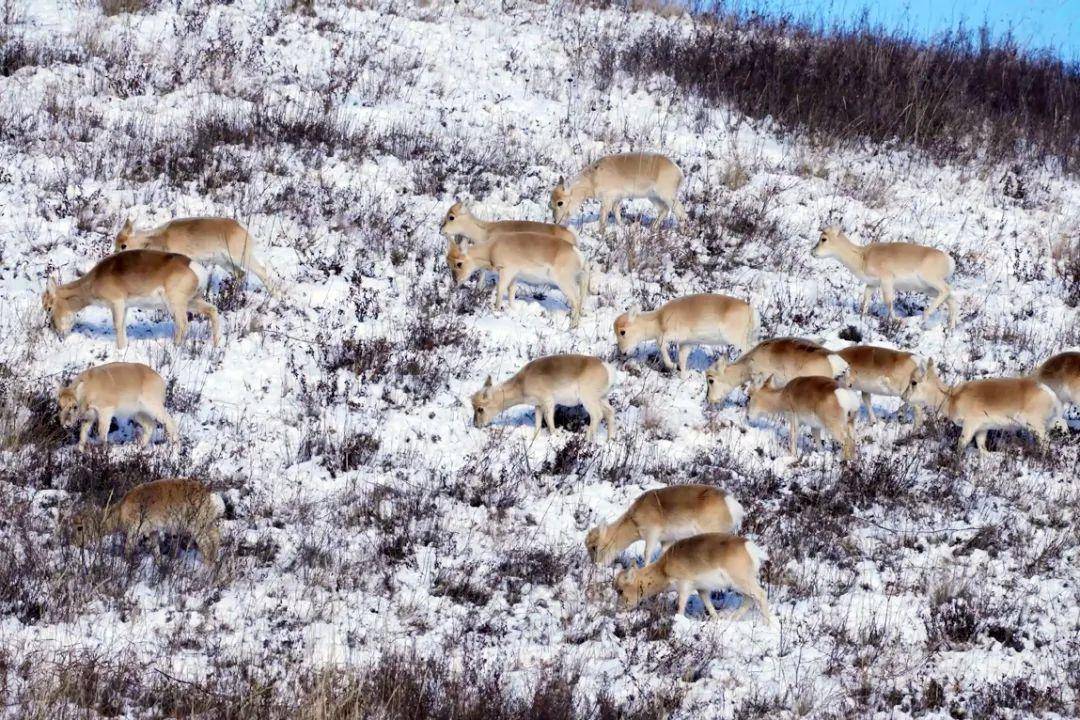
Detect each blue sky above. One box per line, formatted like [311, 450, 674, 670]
[705, 0, 1080, 61]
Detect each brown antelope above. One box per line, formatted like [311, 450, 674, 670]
[748, 375, 860, 460]
[705, 338, 848, 404]
[67, 479, 225, 565]
[586, 484, 744, 566]
[42, 250, 220, 349]
[550, 153, 687, 231]
[1033, 351, 1080, 407]
[58, 362, 178, 450]
[446, 235, 589, 327]
[811, 227, 956, 328]
[903, 361, 1066, 455]
[115, 217, 276, 294]
[836, 345, 923, 425]
[614, 294, 758, 378]
[440, 202, 578, 246]
[613, 533, 772, 624]
[470, 355, 616, 441]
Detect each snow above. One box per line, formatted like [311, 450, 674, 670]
[1, 0, 1078, 716]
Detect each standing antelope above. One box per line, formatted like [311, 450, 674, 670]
[586, 484, 744, 566]
[42, 250, 220, 349]
[67, 479, 224, 565]
[904, 361, 1065, 455]
[58, 362, 178, 450]
[1033, 351, 1080, 407]
[614, 294, 758, 378]
[446, 235, 589, 327]
[836, 345, 923, 425]
[705, 338, 848, 404]
[747, 375, 860, 460]
[811, 227, 956, 328]
[550, 153, 687, 231]
[116, 217, 276, 294]
[470, 355, 616, 441]
[613, 533, 772, 624]
[440, 202, 578, 246]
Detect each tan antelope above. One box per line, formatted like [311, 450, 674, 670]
[470, 355, 616, 441]
[613, 533, 772, 624]
[903, 361, 1065, 455]
[836, 345, 923, 425]
[811, 227, 956, 328]
[58, 362, 178, 450]
[440, 202, 578, 246]
[550, 153, 687, 231]
[115, 217, 276, 294]
[42, 250, 220, 349]
[748, 375, 860, 460]
[586, 484, 744, 566]
[1033, 351, 1080, 407]
[67, 479, 224, 565]
[614, 294, 758, 379]
[446, 234, 589, 327]
[705, 338, 848, 404]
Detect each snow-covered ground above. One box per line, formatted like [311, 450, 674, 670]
[1, 0, 1078, 716]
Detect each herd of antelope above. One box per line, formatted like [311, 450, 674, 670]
[38, 152, 1077, 622]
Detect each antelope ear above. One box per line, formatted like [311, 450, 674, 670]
[557, 175, 564, 186]
[925, 360, 937, 376]
[47, 277, 58, 293]
[483, 375, 493, 389]
[121, 218, 132, 232]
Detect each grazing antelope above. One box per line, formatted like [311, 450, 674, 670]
[705, 338, 848, 404]
[811, 227, 956, 328]
[903, 361, 1065, 455]
[836, 345, 923, 425]
[470, 355, 616, 441]
[42, 250, 220, 349]
[614, 294, 758, 378]
[67, 479, 225, 565]
[1033, 351, 1080, 407]
[613, 533, 772, 624]
[586, 484, 744, 566]
[115, 217, 276, 294]
[58, 362, 178, 450]
[748, 375, 860, 460]
[446, 235, 589, 327]
[440, 202, 578, 246]
[550, 153, 687, 231]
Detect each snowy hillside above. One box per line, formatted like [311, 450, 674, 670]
[1, 0, 1078, 716]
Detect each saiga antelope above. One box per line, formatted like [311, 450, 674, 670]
[811, 226, 956, 328]
[550, 153, 687, 231]
[67, 479, 224, 565]
[586, 484, 744, 565]
[903, 361, 1065, 455]
[116, 217, 277, 294]
[614, 294, 758, 378]
[747, 375, 860, 460]
[440, 202, 578, 246]
[836, 344, 923, 425]
[470, 355, 616, 441]
[42, 250, 220, 349]
[58, 362, 178, 450]
[705, 338, 848, 405]
[446, 235, 589, 327]
[613, 533, 772, 624]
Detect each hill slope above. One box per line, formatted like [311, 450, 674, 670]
[1, 0, 1078, 716]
